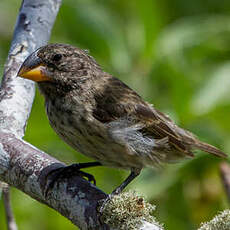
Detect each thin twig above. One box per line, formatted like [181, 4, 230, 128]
[3, 186, 18, 230]
[220, 162, 230, 200]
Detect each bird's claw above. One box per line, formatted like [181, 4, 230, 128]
[42, 164, 96, 197]
[76, 170, 96, 185]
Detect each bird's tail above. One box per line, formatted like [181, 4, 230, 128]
[193, 140, 227, 158]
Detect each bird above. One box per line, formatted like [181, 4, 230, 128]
[18, 43, 227, 195]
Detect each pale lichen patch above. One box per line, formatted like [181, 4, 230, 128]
[199, 209, 230, 230]
[101, 191, 163, 230]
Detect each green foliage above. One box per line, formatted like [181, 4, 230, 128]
[0, 0, 230, 229]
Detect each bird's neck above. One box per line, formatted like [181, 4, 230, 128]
[38, 77, 96, 105]
[38, 82, 67, 99]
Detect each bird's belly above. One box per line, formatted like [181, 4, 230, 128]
[45, 101, 169, 169]
[45, 102, 142, 169]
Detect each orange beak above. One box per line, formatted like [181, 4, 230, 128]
[18, 51, 51, 82]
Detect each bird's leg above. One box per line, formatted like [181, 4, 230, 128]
[42, 162, 102, 197]
[111, 168, 141, 195]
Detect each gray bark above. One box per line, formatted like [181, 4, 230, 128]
[0, 0, 160, 229]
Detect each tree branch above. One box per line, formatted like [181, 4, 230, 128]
[0, 0, 62, 137]
[0, 1, 161, 229]
[0, 133, 109, 229]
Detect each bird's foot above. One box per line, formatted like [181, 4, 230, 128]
[42, 163, 97, 197]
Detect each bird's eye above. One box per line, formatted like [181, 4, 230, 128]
[52, 54, 62, 62]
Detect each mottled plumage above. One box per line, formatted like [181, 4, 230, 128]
[18, 43, 227, 194]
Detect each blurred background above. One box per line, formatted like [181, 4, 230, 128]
[0, 0, 230, 229]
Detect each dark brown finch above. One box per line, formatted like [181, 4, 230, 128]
[18, 43, 227, 194]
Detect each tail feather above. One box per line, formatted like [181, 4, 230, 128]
[194, 140, 227, 158]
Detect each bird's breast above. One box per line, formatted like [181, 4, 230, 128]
[46, 98, 87, 143]
[45, 97, 116, 161]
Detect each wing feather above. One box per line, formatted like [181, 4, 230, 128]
[92, 74, 226, 158]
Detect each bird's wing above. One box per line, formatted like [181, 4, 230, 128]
[92, 74, 194, 157]
[135, 104, 195, 156]
[92, 74, 227, 158]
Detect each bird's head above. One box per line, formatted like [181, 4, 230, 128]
[18, 43, 101, 87]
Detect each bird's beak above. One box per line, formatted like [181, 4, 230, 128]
[18, 51, 51, 82]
